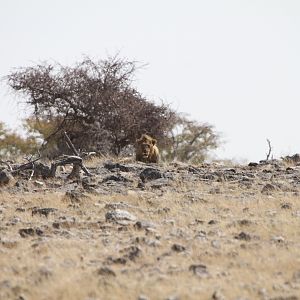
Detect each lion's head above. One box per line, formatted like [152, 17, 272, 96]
[135, 134, 159, 163]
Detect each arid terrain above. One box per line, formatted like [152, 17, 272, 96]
[1, 158, 300, 300]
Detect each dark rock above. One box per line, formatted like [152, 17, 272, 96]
[248, 162, 258, 167]
[281, 202, 292, 209]
[102, 174, 132, 183]
[97, 267, 116, 277]
[140, 168, 163, 183]
[261, 183, 277, 194]
[35, 228, 44, 236]
[189, 264, 209, 277]
[19, 227, 43, 238]
[32, 207, 57, 217]
[33, 162, 52, 178]
[225, 168, 236, 173]
[0, 170, 14, 185]
[104, 162, 134, 172]
[208, 220, 217, 225]
[52, 222, 60, 229]
[200, 174, 217, 181]
[15, 207, 26, 212]
[188, 166, 201, 174]
[137, 181, 145, 189]
[237, 219, 252, 226]
[122, 246, 141, 261]
[110, 257, 127, 264]
[171, 244, 186, 252]
[19, 228, 35, 237]
[235, 232, 251, 241]
[281, 153, 300, 164]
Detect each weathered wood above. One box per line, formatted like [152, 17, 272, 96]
[64, 132, 92, 176]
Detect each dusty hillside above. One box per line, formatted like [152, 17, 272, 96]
[0, 158, 300, 300]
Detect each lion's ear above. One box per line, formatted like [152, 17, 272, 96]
[152, 139, 157, 145]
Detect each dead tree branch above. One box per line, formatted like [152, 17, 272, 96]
[266, 139, 272, 161]
[64, 131, 92, 176]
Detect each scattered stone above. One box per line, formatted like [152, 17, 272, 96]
[104, 162, 134, 172]
[19, 228, 35, 237]
[107, 257, 127, 265]
[208, 220, 217, 225]
[171, 244, 186, 252]
[261, 183, 277, 194]
[32, 207, 57, 217]
[19, 227, 43, 238]
[103, 174, 131, 183]
[97, 267, 116, 277]
[237, 219, 252, 226]
[212, 290, 225, 300]
[134, 220, 156, 230]
[32, 162, 52, 178]
[281, 153, 300, 164]
[165, 296, 180, 300]
[121, 246, 142, 261]
[148, 178, 170, 189]
[105, 209, 137, 224]
[0, 170, 14, 185]
[271, 236, 285, 243]
[248, 162, 258, 167]
[189, 264, 209, 278]
[140, 168, 163, 183]
[235, 232, 251, 241]
[281, 203, 292, 209]
[7, 216, 21, 226]
[104, 202, 135, 210]
[138, 295, 149, 300]
[211, 240, 221, 249]
[15, 207, 26, 212]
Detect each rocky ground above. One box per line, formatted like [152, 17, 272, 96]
[1, 158, 300, 300]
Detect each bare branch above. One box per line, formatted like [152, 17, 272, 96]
[266, 139, 272, 161]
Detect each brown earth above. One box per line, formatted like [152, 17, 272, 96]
[0, 158, 300, 300]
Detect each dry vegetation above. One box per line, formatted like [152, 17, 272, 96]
[0, 158, 300, 300]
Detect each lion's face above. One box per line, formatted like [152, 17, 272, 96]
[140, 141, 153, 159]
[136, 134, 158, 163]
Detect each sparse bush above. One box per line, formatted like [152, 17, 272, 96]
[162, 115, 219, 164]
[7, 56, 176, 156]
[0, 122, 39, 159]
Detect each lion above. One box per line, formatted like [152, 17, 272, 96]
[135, 134, 160, 163]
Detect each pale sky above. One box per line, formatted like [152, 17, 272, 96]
[1, 0, 300, 162]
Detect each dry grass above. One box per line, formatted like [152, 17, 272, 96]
[1, 179, 300, 300]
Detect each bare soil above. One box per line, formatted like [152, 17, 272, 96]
[1, 159, 300, 300]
